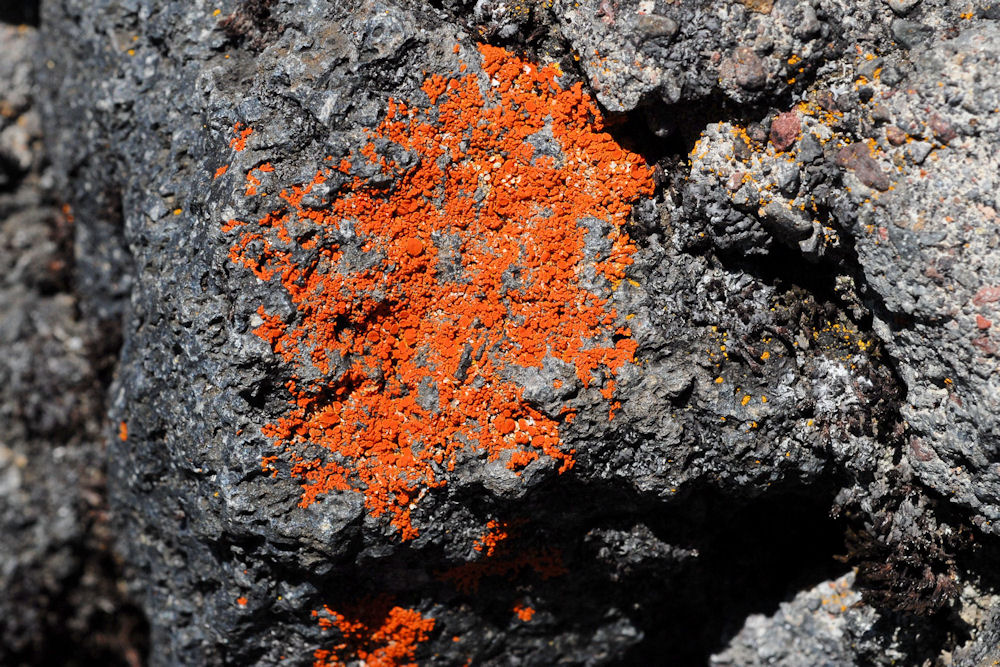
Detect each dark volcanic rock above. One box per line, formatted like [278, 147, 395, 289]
[0, 17, 146, 667]
[1, 0, 996, 665]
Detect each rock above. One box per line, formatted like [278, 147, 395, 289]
[9, 0, 1000, 665]
[0, 19, 143, 666]
[892, 19, 933, 47]
[836, 143, 892, 191]
[906, 140, 933, 164]
[725, 46, 768, 91]
[884, 0, 920, 16]
[885, 125, 907, 145]
[711, 572, 887, 666]
[834, 24, 1000, 545]
[928, 113, 957, 144]
[770, 111, 801, 152]
[636, 14, 679, 40]
[551, 0, 898, 111]
[797, 132, 824, 163]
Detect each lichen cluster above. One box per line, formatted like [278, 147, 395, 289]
[222, 43, 653, 665]
[224, 44, 652, 540]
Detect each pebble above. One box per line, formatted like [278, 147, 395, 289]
[636, 14, 679, 40]
[726, 47, 767, 91]
[836, 143, 891, 191]
[769, 111, 801, 152]
[928, 114, 957, 144]
[885, 126, 908, 145]
[884, 0, 920, 15]
[892, 19, 933, 48]
[906, 140, 932, 164]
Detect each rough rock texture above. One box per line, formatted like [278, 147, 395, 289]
[711, 572, 891, 666]
[0, 16, 146, 667]
[552, 0, 888, 111]
[680, 19, 1000, 533]
[3, 0, 999, 664]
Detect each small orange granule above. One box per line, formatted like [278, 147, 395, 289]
[230, 122, 253, 152]
[237, 597, 248, 606]
[404, 238, 423, 256]
[225, 44, 653, 540]
[118, 421, 128, 442]
[314, 599, 434, 667]
[513, 602, 535, 622]
[214, 165, 229, 179]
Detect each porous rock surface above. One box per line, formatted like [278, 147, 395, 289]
[1, 0, 997, 664]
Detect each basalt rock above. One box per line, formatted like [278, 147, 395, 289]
[2, 0, 998, 664]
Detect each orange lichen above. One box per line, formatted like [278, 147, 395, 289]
[473, 520, 510, 557]
[224, 45, 653, 540]
[313, 599, 434, 667]
[261, 455, 280, 477]
[237, 597, 248, 606]
[214, 165, 229, 179]
[118, 421, 128, 441]
[513, 602, 535, 622]
[230, 122, 253, 152]
[244, 163, 275, 197]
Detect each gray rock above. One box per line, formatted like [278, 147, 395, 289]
[884, 0, 921, 16]
[636, 14, 678, 40]
[711, 572, 892, 666]
[892, 19, 933, 47]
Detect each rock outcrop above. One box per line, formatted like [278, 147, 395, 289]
[1, 0, 999, 664]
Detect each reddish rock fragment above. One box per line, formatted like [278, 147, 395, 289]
[726, 171, 745, 191]
[972, 336, 997, 356]
[769, 111, 800, 152]
[815, 90, 837, 112]
[928, 114, 957, 144]
[976, 315, 993, 330]
[972, 285, 1000, 306]
[909, 437, 936, 462]
[835, 143, 891, 191]
[885, 125, 907, 146]
[720, 46, 767, 91]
